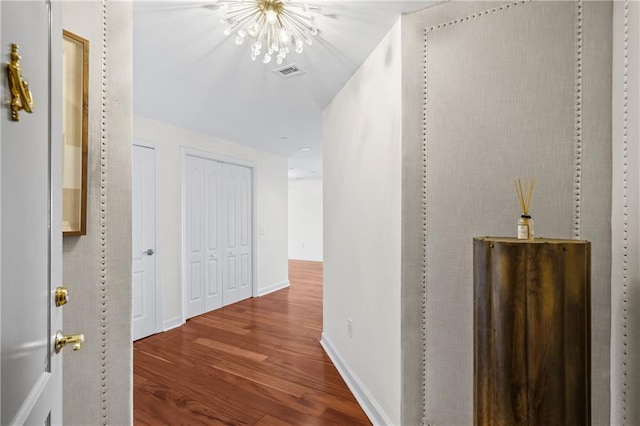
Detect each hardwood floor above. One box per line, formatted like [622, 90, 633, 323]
[134, 260, 371, 425]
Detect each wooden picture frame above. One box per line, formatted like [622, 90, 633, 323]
[62, 30, 88, 237]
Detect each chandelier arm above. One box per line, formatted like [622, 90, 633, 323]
[222, 1, 258, 16]
[279, 13, 313, 40]
[280, 8, 315, 24]
[255, 13, 268, 39]
[279, 10, 315, 34]
[286, 1, 322, 13]
[273, 24, 286, 52]
[272, 25, 282, 52]
[217, 0, 260, 7]
[224, 6, 261, 23]
[224, 12, 262, 37]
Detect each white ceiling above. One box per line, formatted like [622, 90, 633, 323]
[133, 1, 437, 180]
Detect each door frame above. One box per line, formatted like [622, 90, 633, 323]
[133, 141, 163, 336]
[180, 147, 257, 324]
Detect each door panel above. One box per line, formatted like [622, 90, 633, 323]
[237, 166, 252, 299]
[132, 272, 144, 318]
[241, 254, 250, 287]
[205, 160, 221, 311]
[1, 0, 62, 424]
[189, 262, 202, 301]
[185, 156, 205, 318]
[223, 164, 239, 304]
[226, 172, 237, 249]
[227, 257, 237, 289]
[240, 169, 250, 247]
[132, 145, 157, 340]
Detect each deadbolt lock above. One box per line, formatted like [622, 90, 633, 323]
[54, 330, 84, 353]
[55, 286, 69, 307]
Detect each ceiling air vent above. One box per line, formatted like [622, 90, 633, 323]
[273, 64, 307, 80]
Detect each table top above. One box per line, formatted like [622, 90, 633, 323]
[474, 237, 590, 244]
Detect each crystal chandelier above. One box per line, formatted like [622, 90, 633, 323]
[217, 0, 319, 65]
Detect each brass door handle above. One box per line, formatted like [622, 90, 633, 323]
[54, 330, 84, 353]
[7, 44, 34, 121]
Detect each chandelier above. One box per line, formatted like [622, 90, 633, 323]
[217, 0, 319, 65]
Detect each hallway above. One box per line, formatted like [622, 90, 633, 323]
[134, 260, 370, 425]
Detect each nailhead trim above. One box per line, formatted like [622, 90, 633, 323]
[100, 1, 108, 424]
[621, 1, 630, 422]
[573, 0, 583, 239]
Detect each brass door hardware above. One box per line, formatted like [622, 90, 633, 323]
[55, 286, 69, 307]
[6, 44, 33, 121]
[54, 330, 84, 353]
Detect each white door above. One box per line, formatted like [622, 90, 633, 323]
[132, 145, 157, 340]
[222, 163, 252, 305]
[1, 1, 63, 424]
[184, 155, 252, 319]
[185, 155, 205, 318]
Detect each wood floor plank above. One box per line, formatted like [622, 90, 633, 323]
[190, 315, 252, 335]
[255, 415, 296, 426]
[134, 259, 371, 425]
[194, 337, 269, 362]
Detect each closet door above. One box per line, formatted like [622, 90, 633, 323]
[222, 163, 252, 305]
[204, 160, 223, 311]
[184, 156, 205, 318]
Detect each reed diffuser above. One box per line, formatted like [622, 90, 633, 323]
[514, 178, 535, 240]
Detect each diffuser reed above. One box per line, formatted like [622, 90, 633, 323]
[514, 178, 535, 240]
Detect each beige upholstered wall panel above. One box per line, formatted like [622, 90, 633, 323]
[62, 1, 133, 424]
[612, 1, 640, 424]
[402, 2, 611, 425]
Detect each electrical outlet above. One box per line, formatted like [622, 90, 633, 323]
[347, 319, 353, 338]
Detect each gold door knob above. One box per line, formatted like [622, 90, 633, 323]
[55, 286, 69, 307]
[54, 330, 84, 353]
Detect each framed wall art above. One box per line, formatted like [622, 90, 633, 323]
[62, 29, 88, 236]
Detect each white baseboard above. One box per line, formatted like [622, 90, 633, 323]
[163, 316, 183, 332]
[289, 256, 324, 262]
[320, 333, 394, 426]
[258, 280, 290, 297]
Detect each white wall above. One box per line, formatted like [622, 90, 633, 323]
[288, 179, 323, 261]
[322, 20, 402, 426]
[611, 1, 640, 424]
[133, 116, 289, 326]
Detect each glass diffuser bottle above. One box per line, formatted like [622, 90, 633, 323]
[517, 215, 534, 240]
[514, 178, 535, 241]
